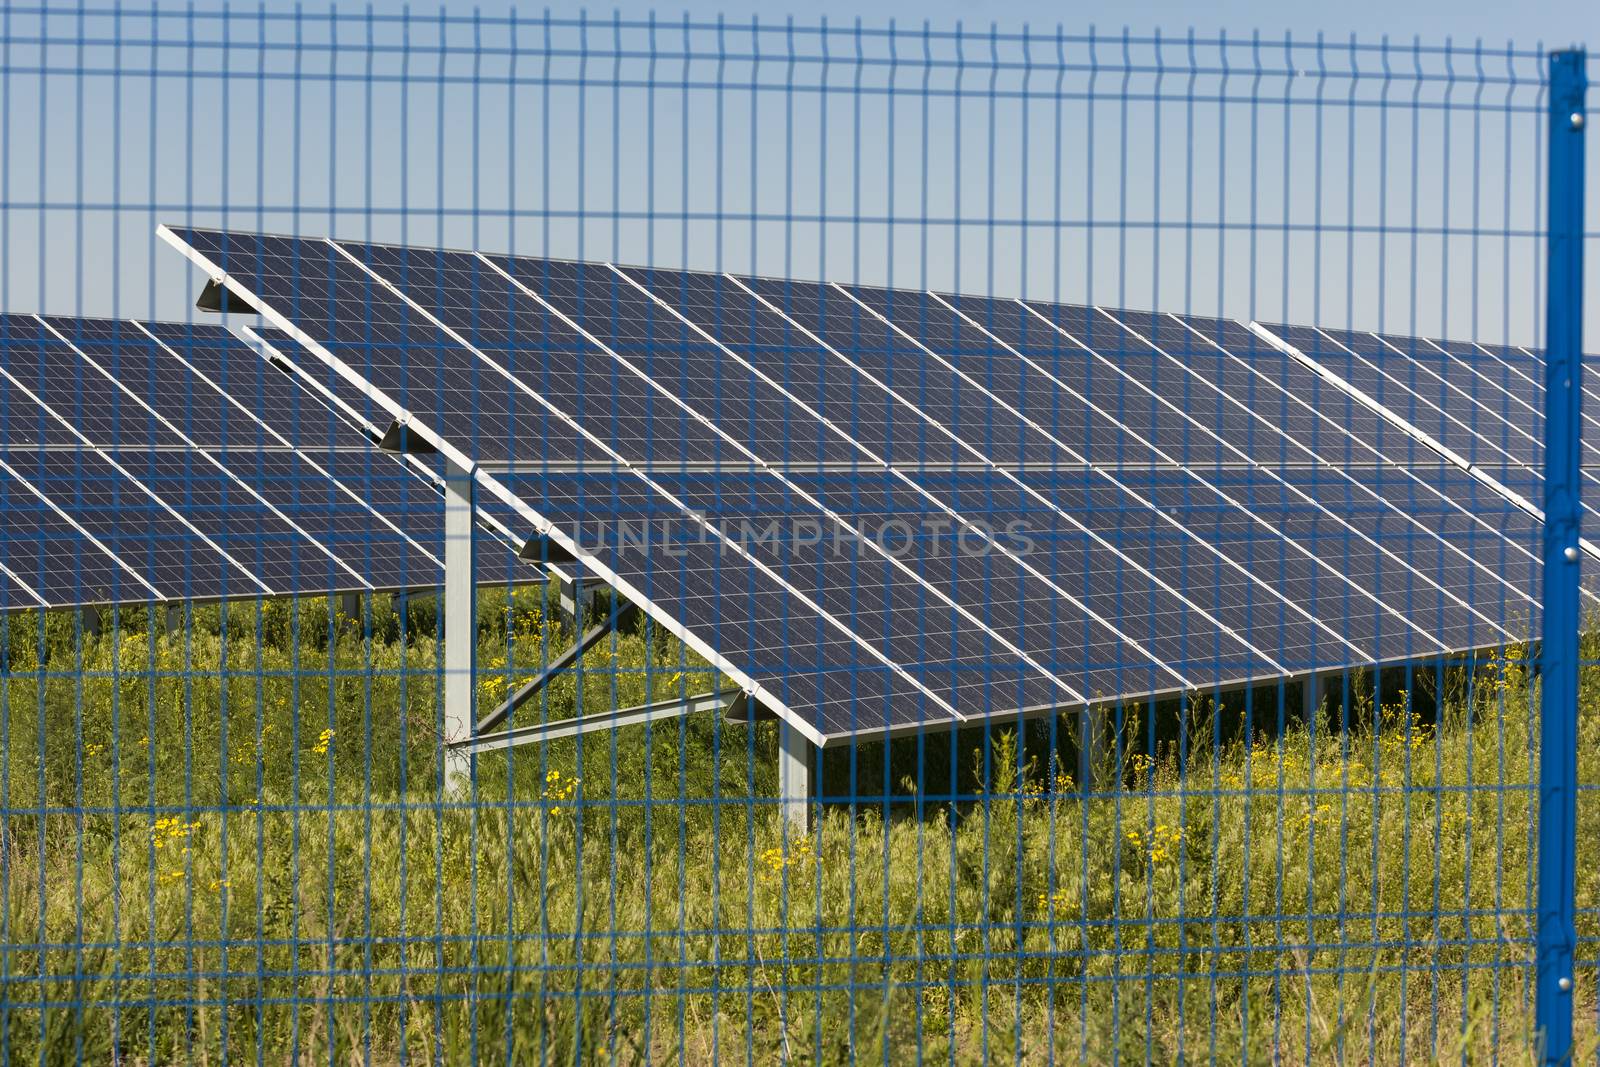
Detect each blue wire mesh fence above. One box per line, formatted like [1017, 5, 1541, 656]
[0, 8, 1594, 1063]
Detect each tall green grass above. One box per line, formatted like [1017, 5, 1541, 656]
[1, 590, 1594, 1063]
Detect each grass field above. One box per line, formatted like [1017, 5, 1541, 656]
[1, 587, 1596, 1063]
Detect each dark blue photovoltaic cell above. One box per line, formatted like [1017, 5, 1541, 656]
[41, 317, 254, 449]
[1171, 466, 1530, 641]
[818, 468, 1338, 673]
[241, 324, 538, 557]
[353, 256, 1109, 709]
[1152, 313, 1416, 464]
[317, 451, 528, 588]
[1228, 322, 1600, 580]
[963, 297, 1260, 466]
[243, 324, 415, 446]
[1320, 465, 1547, 616]
[1467, 341, 1600, 478]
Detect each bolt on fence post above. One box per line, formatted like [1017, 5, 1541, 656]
[1536, 46, 1587, 1067]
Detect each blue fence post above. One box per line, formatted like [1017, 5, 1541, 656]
[1537, 46, 1587, 1067]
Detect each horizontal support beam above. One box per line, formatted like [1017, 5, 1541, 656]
[450, 687, 740, 755]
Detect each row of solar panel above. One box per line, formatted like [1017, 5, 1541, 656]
[0, 315, 529, 610]
[165, 227, 1572, 740]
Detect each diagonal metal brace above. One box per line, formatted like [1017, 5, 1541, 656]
[473, 600, 640, 735]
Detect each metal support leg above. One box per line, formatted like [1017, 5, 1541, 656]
[442, 463, 478, 791]
[339, 590, 363, 633]
[778, 718, 812, 834]
[1301, 672, 1326, 724]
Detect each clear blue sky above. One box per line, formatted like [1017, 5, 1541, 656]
[1, 2, 1595, 343]
[346, 0, 1598, 53]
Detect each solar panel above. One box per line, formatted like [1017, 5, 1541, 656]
[0, 314, 540, 609]
[359, 245, 1339, 691]
[161, 223, 1558, 742]
[762, 282, 1502, 648]
[2, 445, 265, 601]
[315, 246, 1152, 711]
[1266, 323, 1528, 470]
[0, 448, 168, 606]
[1144, 313, 1548, 609]
[1253, 321, 1600, 560]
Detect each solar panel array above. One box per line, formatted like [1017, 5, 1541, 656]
[154, 225, 1573, 745]
[0, 315, 529, 612]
